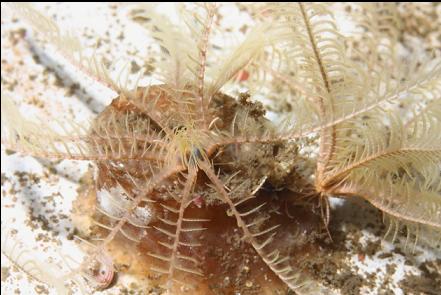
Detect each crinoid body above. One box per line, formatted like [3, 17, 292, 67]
[74, 83, 329, 294]
[1, 2, 441, 295]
